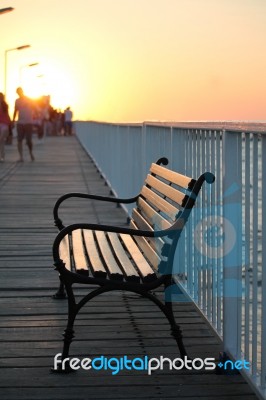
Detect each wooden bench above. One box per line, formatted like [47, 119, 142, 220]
[52, 157, 215, 370]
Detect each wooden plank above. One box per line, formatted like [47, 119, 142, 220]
[145, 174, 187, 206]
[130, 220, 161, 270]
[137, 197, 171, 230]
[0, 386, 257, 400]
[132, 207, 153, 231]
[94, 231, 124, 280]
[107, 232, 140, 282]
[119, 233, 157, 282]
[0, 343, 223, 359]
[82, 229, 107, 278]
[150, 162, 195, 189]
[140, 185, 180, 221]
[58, 234, 72, 271]
[71, 229, 89, 275]
[131, 209, 165, 255]
[0, 368, 257, 387]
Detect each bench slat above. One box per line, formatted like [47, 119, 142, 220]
[59, 234, 72, 271]
[107, 233, 140, 282]
[131, 209, 164, 256]
[150, 163, 195, 189]
[82, 230, 107, 279]
[137, 197, 172, 230]
[130, 221, 161, 271]
[72, 230, 89, 275]
[132, 208, 152, 232]
[94, 231, 124, 280]
[140, 186, 179, 221]
[145, 174, 187, 206]
[119, 234, 157, 282]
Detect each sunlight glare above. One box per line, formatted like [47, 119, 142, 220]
[38, 61, 77, 111]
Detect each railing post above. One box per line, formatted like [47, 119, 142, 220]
[222, 130, 243, 359]
[261, 134, 266, 390]
[142, 123, 147, 179]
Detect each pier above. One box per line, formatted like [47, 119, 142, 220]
[0, 131, 261, 399]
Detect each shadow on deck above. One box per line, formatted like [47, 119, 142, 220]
[0, 136, 258, 400]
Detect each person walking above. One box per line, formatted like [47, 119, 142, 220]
[64, 106, 73, 136]
[12, 87, 35, 162]
[0, 93, 11, 162]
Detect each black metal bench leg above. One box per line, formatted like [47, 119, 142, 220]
[51, 281, 77, 373]
[143, 290, 187, 359]
[51, 318, 76, 374]
[161, 278, 188, 359]
[165, 301, 187, 359]
[61, 320, 75, 365]
[52, 278, 67, 299]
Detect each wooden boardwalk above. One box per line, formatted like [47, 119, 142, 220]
[0, 136, 258, 400]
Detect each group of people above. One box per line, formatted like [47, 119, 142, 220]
[0, 88, 73, 162]
[38, 103, 73, 138]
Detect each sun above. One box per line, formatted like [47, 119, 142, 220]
[20, 60, 77, 112]
[22, 76, 44, 99]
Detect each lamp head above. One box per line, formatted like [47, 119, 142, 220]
[0, 7, 14, 15]
[17, 45, 31, 50]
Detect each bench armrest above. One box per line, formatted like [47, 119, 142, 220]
[53, 192, 139, 230]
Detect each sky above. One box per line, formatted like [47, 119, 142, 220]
[1, 0, 266, 122]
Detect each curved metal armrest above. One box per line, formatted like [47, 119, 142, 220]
[53, 192, 139, 230]
[52, 221, 181, 261]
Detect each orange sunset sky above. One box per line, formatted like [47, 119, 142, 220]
[1, 0, 266, 122]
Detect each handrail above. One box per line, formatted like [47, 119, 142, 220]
[75, 120, 266, 400]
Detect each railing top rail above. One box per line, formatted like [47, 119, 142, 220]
[76, 120, 266, 134]
[76, 120, 142, 128]
[143, 121, 266, 133]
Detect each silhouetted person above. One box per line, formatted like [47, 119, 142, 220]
[12, 87, 35, 162]
[0, 92, 11, 162]
[64, 106, 73, 136]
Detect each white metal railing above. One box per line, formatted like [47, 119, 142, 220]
[75, 120, 266, 399]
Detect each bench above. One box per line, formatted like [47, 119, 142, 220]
[52, 157, 215, 370]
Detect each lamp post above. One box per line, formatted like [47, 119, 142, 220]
[19, 62, 39, 84]
[0, 7, 14, 15]
[36, 74, 46, 94]
[4, 44, 31, 96]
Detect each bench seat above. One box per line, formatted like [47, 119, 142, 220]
[59, 228, 160, 283]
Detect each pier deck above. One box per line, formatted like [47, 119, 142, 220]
[0, 135, 258, 400]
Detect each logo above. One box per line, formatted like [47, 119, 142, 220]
[53, 353, 250, 374]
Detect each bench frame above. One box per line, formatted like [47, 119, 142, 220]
[52, 157, 214, 370]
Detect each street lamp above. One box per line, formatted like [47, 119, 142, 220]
[19, 62, 39, 84]
[4, 44, 31, 95]
[36, 74, 46, 95]
[0, 7, 14, 15]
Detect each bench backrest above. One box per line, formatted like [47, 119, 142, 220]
[130, 158, 214, 276]
[55, 158, 214, 283]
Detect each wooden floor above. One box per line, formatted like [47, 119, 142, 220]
[0, 135, 258, 400]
